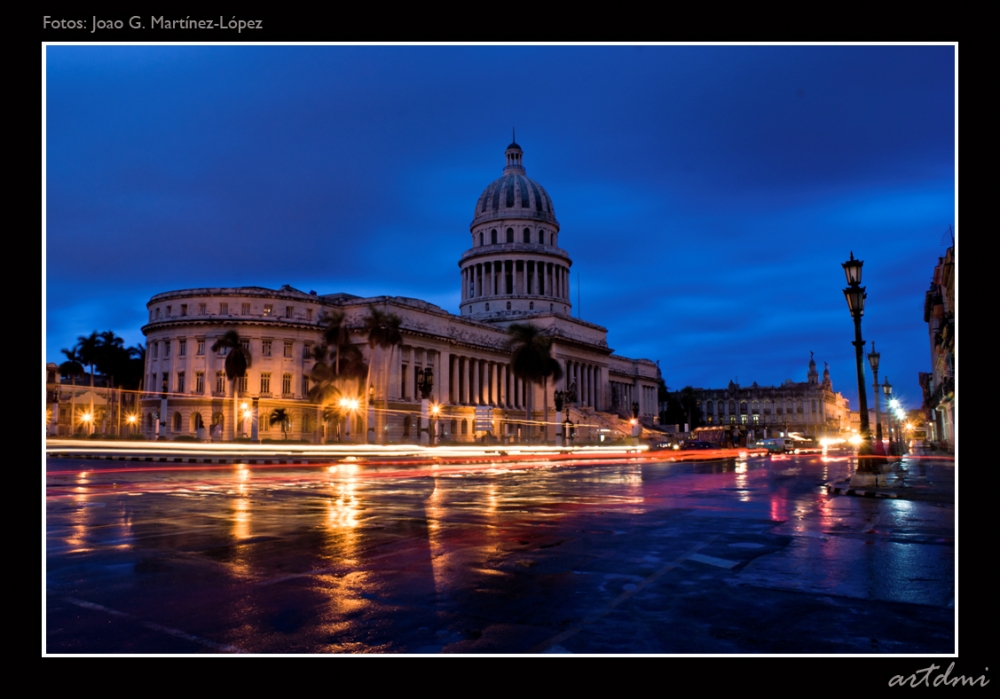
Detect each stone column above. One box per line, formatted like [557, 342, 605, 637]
[462, 357, 470, 404]
[448, 351, 455, 405]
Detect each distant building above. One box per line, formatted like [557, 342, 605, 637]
[684, 354, 851, 441]
[922, 243, 955, 451]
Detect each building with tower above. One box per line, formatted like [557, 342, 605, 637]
[125, 140, 663, 444]
[681, 353, 852, 442]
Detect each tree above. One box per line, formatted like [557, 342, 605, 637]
[363, 306, 403, 443]
[211, 329, 252, 440]
[269, 408, 290, 440]
[506, 323, 562, 443]
[59, 348, 85, 434]
[75, 331, 101, 433]
[308, 316, 368, 443]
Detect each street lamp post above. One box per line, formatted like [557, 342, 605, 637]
[554, 390, 566, 446]
[842, 252, 882, 485]
[631, 401, 640, 442]
[867, 341, 883, 455]
[882, 377, 895, 456]
[416, 366, 434, 446]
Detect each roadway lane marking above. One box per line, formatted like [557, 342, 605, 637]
[528, 535, 719, 654]
[62, 597, 243, 653]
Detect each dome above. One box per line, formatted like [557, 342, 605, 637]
[471, 142, 558, 228]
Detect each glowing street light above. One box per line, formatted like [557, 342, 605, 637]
[842, 251, 882, 486]
[867, 341, 883, 453]
[340, 397, 359, 442]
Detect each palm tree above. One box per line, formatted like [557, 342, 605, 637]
[75, 332, 101, 434]
[320, 310, 348, 379]
[211, 329, 252, 440]
[269, 408, 290, 440]
[506, 323, 563, 443]
[308, 322, 368, 443]
[363, 306, 403, 443]
[59, 348, 84, 435]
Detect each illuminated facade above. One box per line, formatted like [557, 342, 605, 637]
[137, 141, 662, 443]
[685, 354, 851, 440]
[922, 243, 955, 451]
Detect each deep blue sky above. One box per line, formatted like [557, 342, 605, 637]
[44, 44, 955, 411]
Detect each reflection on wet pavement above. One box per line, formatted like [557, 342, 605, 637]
[45, 454, 954, 654]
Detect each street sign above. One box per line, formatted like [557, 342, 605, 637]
[474, 406, 494, 432]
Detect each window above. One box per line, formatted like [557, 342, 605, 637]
[178, 339, 186, 357]
[192, 413, 204, 430]
[216, 372, 226, 393]
[260, 414, 269, 432]
[166, 305, 172, 317]
[180, 304, 188, 316]
[199, 303, 207, 315]
[264, 304, 273, 316]
[239, 339, 250, 353]
[152, 342, 158, 359]
[260, 372, 271, 394]
[303, 342, 312, 359]
[506, 228, 514, 243]
[491, 230, 497, 244]
[539, 230, 544, 244]
[286, 306, 293, 318]
[163, 340, 171, 358]
[149, 309, 154, 322]
[242, 303, 251, 315]
[550, 303, 553, 311]
[529, 302, 534, 310]
[177, 372, 185, 393]
[195, 371, 204, 394]
[403, 415, 411, 437]
[306, 309, 313, 321]
[479, 232, 483, 246]
[262, 340, 272, 357]
[506, 301, 511, 310]
[151, 372, 157, 392]
[523, 228, 530, 243]
[302, 375, 310, 395]
[173, 412, 182, 432]
[197, 339, 205, 355]
[485, 303, 490, 311]
[155, 307, 161, 320]
[237, 376, 248, 393]
[284, 341, 293, 358]
[282, 373, 292, 395]
[220, 302, 228, 315]
[461, 419, 468, 435]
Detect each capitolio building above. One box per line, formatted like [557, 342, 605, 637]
[138, 140, 663, 443]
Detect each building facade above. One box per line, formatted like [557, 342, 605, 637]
[922, 243, 955, 451]
[137, 141, 662, 443]
[685, 354, 851, 441]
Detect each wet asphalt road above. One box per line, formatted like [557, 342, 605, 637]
[45, 453, 955, 654]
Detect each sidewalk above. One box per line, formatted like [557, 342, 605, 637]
[825, 453, 955, 503]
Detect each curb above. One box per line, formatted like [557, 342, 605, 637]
[825, 480, 900, 499]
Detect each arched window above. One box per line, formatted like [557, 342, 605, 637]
[172, 412, 182, 432]
[212, 412, 225, 427]
[506, 228, 514, 243]
[523, 228, 530, 243]
[450, 418, 457, 436]
[538, 230, 544, 244]
[302, 412, 313, 433]
[191, 412, 204, 430]
[403, 415, 411, 437]
[479, 232, 483, 246]
[461, 419, 468, 435]
[491, 229, 497, 244]
[146, 413, 154, 430]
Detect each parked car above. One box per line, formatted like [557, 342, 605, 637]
[755, 438, 788, 454]
[650, 440, 679, 451]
